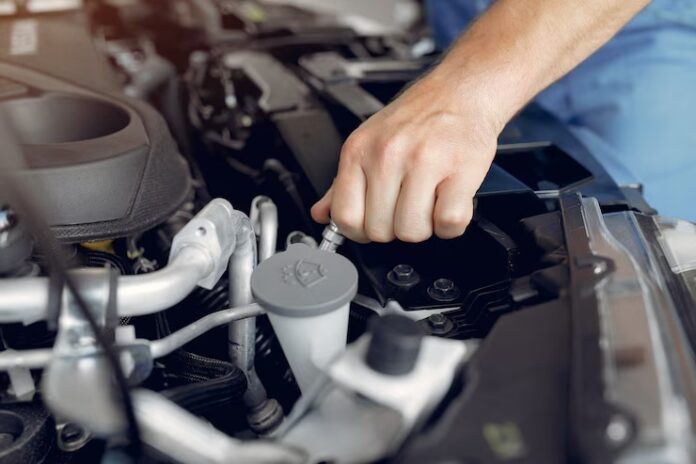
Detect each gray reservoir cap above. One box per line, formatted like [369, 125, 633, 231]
[251, 244, 358, 318]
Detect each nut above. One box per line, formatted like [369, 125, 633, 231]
[387, 264, 420, 288]
[428, 278, 461, 302]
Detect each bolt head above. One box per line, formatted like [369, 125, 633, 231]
[433, 278, 454, 291]
[428, 278, 461, 302]
[393, 264, 414, 282]
[387, 264, 419, 288]
[428, 313, 447, 329]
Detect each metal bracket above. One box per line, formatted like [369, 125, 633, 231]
[42, 267, 133, 436]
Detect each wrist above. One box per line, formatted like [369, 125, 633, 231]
[421, 64, 514, 138]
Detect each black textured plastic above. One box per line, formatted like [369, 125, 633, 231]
[51, 96, 191, 242]
[0, 9, 191, 243]
[366, 314, 424, 376]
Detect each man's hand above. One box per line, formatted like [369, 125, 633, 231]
[312, 0, 649, 243]
[311, 74, 501, 243]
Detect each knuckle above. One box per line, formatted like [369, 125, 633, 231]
[332, 210, 362, 234]
[373, 134, 407, 166]
[365, 225, 394, 243]
[341, 133, 368, 161]
[435, 208, 472, 235]
[395, 227, 432, 243]
[409, 149, 430, 168]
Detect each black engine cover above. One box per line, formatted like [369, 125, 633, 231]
[0, 12, 191, 242]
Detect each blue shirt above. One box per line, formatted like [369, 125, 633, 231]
[426, 0, 696, 49]
[425, 0, 696, 221]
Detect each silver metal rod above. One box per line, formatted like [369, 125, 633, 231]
[0, 199, 248, 324]
[228, 223, 269, 407]
[251, 196, 279, 262]
[117, 247, 212, 317]
[150, 303, 264, 359]
[319, 221, 344, 253]
[133, 389, 305, 464]
[0, 246, 213, 324]
[0, 348, 53, 370]
[0, 304, 265, 371]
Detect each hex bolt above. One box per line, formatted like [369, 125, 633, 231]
[394, 264, 414, 281]
[387, 264, 420, 288]
[428, 278, 461, 302]
[428, 313, 447, 330]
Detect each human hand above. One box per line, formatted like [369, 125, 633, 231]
[311, 72, 502, 243]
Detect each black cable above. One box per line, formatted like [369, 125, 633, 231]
[263, 159, 316, 233]
[0, 112, 143, 456]
[160, 351, 247, 415]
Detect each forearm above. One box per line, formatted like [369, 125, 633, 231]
[312, 0, 651, 243]
[431, 0, 650, 131]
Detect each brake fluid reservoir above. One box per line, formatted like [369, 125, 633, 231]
[251, 244, 358, 393]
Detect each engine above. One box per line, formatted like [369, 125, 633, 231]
[0, 2, 696, 463]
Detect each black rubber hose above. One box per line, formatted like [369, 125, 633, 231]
[160, 351, 247, 415]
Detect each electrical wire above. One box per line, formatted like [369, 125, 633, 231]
[0, 111, 143, 456]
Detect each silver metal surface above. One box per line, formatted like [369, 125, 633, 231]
[0, 348, 53, 370]
[150, 303, 264, 359]
[0, 304, 265, 370]
[117, 246, 212, 317]
[0, 199, 242, 323]
[42, 268, 126, 437]
[228, 218, 267, 405]
[250, 196, 279, 262]
[169, 198, 240, 290]
[227, 215, 281, 431]
[132, 389, 306, 464]
[319, 221, 344, 252]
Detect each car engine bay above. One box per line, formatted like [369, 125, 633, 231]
[1, 1, 696, 463]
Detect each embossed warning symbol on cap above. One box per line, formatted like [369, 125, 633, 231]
[282, 259, 327, 288]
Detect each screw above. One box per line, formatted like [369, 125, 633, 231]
[387, 264, 419, 288]
[428, 278, 461, 302]
[428, 313, 447, 329]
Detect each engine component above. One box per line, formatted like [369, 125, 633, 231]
[226, 197, 283, 434]
[251, 243, 358, 393]
[0, 199, 246, 323]
[277, 320, 473, 463]
[1, 2, 695, 463]
[131, 389, 306, 464]
[365, 314, 423, 376]
[0, 8, 191, 242]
